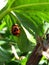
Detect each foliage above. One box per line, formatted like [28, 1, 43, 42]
[0, 0, 49, 65]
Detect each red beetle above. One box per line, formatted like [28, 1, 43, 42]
[11, 24, 20, 36]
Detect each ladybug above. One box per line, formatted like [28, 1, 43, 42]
[11, 24, 20, 36]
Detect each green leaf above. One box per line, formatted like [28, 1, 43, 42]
[0, 46, 10, 62]
[0, 40, 6, 45]
[6, 61, 21, 65]
[11, 0, 49, 12]
[13, 11, 44, 36]
[0, 22, 6, 30]
[20, 57, 27, 65]
[1, 0, 49, 21]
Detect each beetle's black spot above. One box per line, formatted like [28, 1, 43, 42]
[13, 28, 18, 32]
